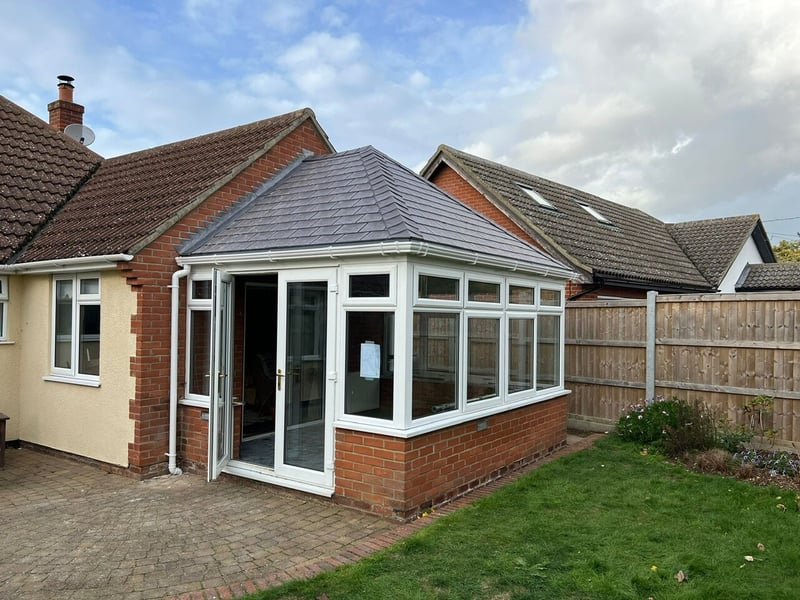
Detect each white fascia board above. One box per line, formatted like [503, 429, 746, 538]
[176, 241, 575, 280]
[0, 254, 134, 274]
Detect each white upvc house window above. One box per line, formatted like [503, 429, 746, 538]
[408, 266, 566, 426]
[186, 278, 212, 401]
[50, 273, 101, 382]
[0, 276, 8, 341]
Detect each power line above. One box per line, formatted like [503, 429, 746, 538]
[763, 216, 800, 222]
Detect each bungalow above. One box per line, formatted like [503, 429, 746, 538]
[421, 145, 786, 299]
[0, 80, 573, 517]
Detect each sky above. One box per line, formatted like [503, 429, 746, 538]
[2, 0, 798, 243]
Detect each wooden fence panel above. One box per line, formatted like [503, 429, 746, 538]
[566, 292, 800, 446]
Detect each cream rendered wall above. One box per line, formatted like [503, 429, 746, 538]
[18, 271, 136, 465]
[719, 236, 763, 293]
[0, 275, 22, 440]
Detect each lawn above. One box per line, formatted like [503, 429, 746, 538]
[247, 435, 800, 599]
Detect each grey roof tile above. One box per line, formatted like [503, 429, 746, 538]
[184, 146, 569, 274]
[737, 262, 800, 291]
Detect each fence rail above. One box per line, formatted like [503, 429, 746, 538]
[565, 292, 800, 446]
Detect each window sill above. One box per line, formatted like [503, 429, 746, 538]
[335, 388, 572, 438]
[43, 375, 101, 388]
[0, 340, 15, 345]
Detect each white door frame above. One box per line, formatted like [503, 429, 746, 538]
[208, 268, 233, 480]
[273, 267, 337, 489]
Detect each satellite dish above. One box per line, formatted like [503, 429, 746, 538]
[64, 123, 95, 146]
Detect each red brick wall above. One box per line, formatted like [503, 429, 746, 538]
[566, 281, 648, 301]
[430, 165, 548, 253]
[119, 120, 332, 476]
[335, 396, 568, 519]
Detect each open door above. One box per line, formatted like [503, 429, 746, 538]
[208, 268, 233, 480]
[274, 268, 336, 489]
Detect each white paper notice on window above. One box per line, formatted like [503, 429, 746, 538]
[360, 341, 380, 380]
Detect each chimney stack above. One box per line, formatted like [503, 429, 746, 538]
[48, 75, 84, 132]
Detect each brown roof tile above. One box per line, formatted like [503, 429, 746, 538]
[667, 215, 770, 287]
[736, 262, 800, 291]
[13, 108, 325, 263]
[0, 95, 100, 263]
[426, 145, 713, 291]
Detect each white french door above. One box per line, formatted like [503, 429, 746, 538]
[274, 268, 337, 488]
[208, 268, 233, 480]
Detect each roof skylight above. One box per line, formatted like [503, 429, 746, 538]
[578, 202, 613, 225]
[517, 183, 555, 209]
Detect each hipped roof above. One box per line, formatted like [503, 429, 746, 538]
[182, 146, 571, 276]
[10, 108, 332, 264]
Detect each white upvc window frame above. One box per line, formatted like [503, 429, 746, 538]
[406, 265, 567, 427]
[48, 272, 101, 386]
[0, 275, 8, 341]
[184, 277, 213, 404]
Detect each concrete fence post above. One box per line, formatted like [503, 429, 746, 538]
[646, 291, 657, 402]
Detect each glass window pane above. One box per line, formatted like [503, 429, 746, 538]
[192, 280, 212, 300]
[345, 312, 394, 419]
[509, 285, 535, 305]
[55, 280, 73, 369]
[508, 318, 534, 393]
[468, 281, 500, 303]
[537, 315, 561, 390]
[349, 274, 390, 298]
[467, 318, 499, 402]
[80, 278, 99, 295]
[412, 312, 458, 418]
[0, 277, 5, 296]
[540, 288, 562, 306]
[78, 304, 100, 376]
[0, 303, 5, 339]
[189, 310, 211, 395]
[418, 275, 459, 301]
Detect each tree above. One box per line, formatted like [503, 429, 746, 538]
[773, 239, 800, 262]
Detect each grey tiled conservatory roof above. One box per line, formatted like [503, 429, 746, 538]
[182, 146, 570, 275]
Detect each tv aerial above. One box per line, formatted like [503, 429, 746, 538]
[64, 123, 96, 146]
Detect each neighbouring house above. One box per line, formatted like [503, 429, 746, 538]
[0, 79, 574, 518]
[421, 145, 787, 299]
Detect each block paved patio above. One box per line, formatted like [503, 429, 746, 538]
[0, 434, 600, 600]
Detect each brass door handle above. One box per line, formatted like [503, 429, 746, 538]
[276, 368, 283, 391]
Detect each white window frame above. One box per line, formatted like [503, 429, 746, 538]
[414, 266, 463, 307]
[464, 309, 504, 411]
[342, 265, 397, 307]
[185, 277, 212, 404]
[48, 273, 101, 386]
[0, 275, 8, 341]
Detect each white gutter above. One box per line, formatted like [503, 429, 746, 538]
[0, 254, 134, 273]
[167, 264, 191, 475]
[176, 241, 575, 280]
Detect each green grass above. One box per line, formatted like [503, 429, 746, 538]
[247, 436, 800, 599]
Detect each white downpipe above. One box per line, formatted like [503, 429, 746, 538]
[168, 264, 192, 475]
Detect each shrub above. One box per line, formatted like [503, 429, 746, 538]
[616, 396, 687, 446]
[617, 396, 752, 457]
[662, 401, 716, 456]
[715, 423, 754, 453]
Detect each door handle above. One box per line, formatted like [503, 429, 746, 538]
[276, 368, 283, 391]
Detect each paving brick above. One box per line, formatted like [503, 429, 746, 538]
[0, 435, 600, 598]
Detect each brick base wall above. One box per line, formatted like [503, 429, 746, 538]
[335, 396, 568, 519]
